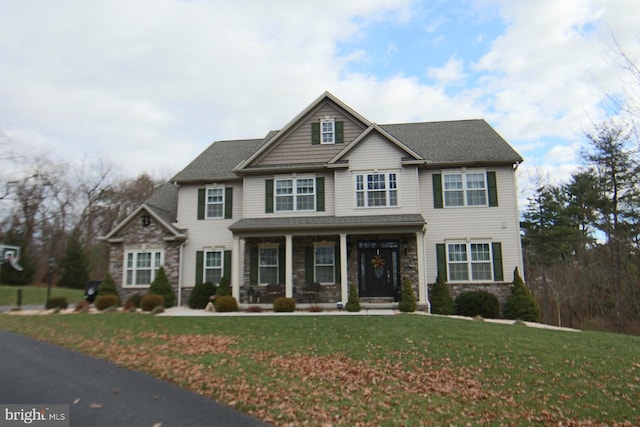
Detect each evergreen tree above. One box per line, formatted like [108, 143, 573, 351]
[148, 266, 175, 307]
[56, 232, 89, 289]
[504, 267, 540, 322]
[345, 282, 361, 312]
[98, 272, 119, 297]
[429, 274, 454, 315]
[215, 276, 231, 296]
[398, 277, 417, 313]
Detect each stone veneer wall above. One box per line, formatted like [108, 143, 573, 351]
[108, 212, 182, 304]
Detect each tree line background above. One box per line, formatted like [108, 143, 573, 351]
[1, 41, 639, 334]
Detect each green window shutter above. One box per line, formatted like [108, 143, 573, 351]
[334, 244, 341, 283]
[249, 247, 258, 285]
[265, 179, 274, 213]
[492, 242, 503, 281]
[195, 251, 204, 285]
[223, 250, 232, 282]
[436, 244, 447, 281]
[197, 189, 206, 220]
[432, 174, 443, 209]
[305, 247, 314, 283]
[487, 171, 498, 207]
[224, 187, 233, 219]
[335, 121, 344, 143]
[278, 245, 285, 284]
[311, 122, 320, 145]
[316, 177, 325, 212]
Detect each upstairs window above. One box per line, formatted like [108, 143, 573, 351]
[206, 188, 224, 218]
[321, 119, 335, 144]
[311, 120, 343, 144]
[443, 172, 487, 207]
[355, 172, 398, 208]
[275, 178, 315, 212]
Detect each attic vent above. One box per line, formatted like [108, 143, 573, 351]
[141, 215, 151, 227]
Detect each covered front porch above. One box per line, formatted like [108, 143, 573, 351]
[228, 215, 428, 306]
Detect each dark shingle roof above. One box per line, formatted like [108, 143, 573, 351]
[380, 119, 523, 165]
[229, 214, 425, 233]
[145, 182, 179, 223]
[171, 138, 267, 183]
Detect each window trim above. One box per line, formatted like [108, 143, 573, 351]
[205, 187, 225, 218]
[443, 171, 488, 208]
[314, 243, 336, 285]
[445, 241, 494, 282]
[320, 118, 335, 144]
[354, 171, 398, 208]
[274, 177, 316, 212]
[124, 250, 164, 287]
[203, 250, 224, 285]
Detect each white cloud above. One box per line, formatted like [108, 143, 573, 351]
[427, 55, 467, 85]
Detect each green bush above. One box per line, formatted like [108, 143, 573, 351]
[214, 295, 239, 312]
[148, 266, 175, 308]
[98, 272, 119, 297]
[189, 281, 217, 309]
[345, 283, 361, 312]
[215, 276, 231, 297]
[46, 296, 69, 310]
[430, 274, 454, 315]
[503, 268, 540, 322]
[95, 295, 119, 311]
[125, 293, 142, 308]
[273, 297, 296, 312]
[398, 277, 417, 313]
[141, 294, 164, 312]
[455, 290, 500, 319]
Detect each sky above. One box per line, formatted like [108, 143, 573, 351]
[1, 0, 639, 203]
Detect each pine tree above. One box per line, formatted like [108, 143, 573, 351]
[215, 276, 232, 296]
[98, 272, 119, 297]
[57, 232, 89, 290]
[429, 274, 454, 315]
[345, 282, 361, 312]
[148, 266, 175, 307]
[504, 267, 540, 322]
[398, 277, 417, 313]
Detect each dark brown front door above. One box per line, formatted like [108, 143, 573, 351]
[358, 241, 399, 298]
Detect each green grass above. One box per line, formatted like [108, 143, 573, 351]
[1, 313, 639, 426]
[0, 285, 84, 306]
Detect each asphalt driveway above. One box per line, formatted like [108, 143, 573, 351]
[0, 330, 269, 427]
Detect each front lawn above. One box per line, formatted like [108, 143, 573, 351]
[0, 285, 84, 306]
[1, 313, 638, 426]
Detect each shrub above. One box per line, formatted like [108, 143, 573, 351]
[215, 276, 232, 297]
[125, 293, 142, 308]
[46, 297, 69, 310]
[273, 297, 296, 312]
[98, 272, 119, 297]
[430, 274, 454, 315]
[455, 290, 500, 319]
[188, 281, 217, 309]
[214, 295, 239, 312]
[95, 295, 119, 311]
[345, 283, 361, 312]
[148, 266, 175, 308]
[503, 267, 540, 322]
[308, 305, 324, 312]
[245, 305, 263, 313]
[141, 294, 164, 312]
[398, 277, 417, 313]
[151, 305, 165, 315]
[74, 300, 90, 312]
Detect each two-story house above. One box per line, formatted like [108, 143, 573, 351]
[104, 92, 524, 309]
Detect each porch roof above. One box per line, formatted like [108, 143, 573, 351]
[229, 214, 426, 234]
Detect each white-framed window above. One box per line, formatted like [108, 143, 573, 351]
[125, 250, 163, 286]
[206, 188, 224, 218]
[446, 242, 493, 281]
[443, 172, 487, 207]
[314, 244, 335, 284]
[204, 250, 223, 284]
[321, 118, 335, 144]
[355, 172, 398, 208]
[275, 178, 315, 212]
[259, 246, 279, 285]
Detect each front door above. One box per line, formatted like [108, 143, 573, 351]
[358, 241, 400, 298]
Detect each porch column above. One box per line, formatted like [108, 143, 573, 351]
[232, 235, 241, 301]
[340, 233, 348, 303]
[285, 234, 293, 298]
[416, 230, 430, 312]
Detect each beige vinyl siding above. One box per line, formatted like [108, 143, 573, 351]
[253, 103, 366, 166]
[175, 184, 242, 287]
[335, 133, 420, 216]
[421, 167, 524, 282]
[242, 173, 335, 219]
